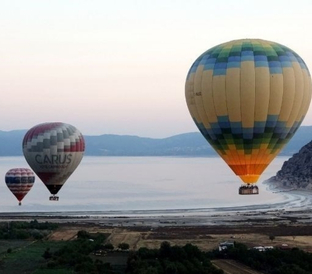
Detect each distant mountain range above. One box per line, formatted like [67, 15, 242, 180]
[1, 126, 312, 157]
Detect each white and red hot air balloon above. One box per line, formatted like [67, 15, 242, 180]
[22, 122, 85, 201]
[5, 168, 35, 205]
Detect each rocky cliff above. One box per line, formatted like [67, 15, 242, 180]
[268, 141, 312, 190]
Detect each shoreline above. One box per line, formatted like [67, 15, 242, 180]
[0, 189, 311, 227]
[0, 180, 311, 227]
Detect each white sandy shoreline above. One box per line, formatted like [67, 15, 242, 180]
[0, 187, 311, 227]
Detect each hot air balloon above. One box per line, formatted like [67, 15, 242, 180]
[185, 39, 312, 195]
[5, 168, 35, 205]
[22, 122, 85, 201]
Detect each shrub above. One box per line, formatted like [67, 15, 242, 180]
[104, 243, 114, 250]
[118, 243, 130, 250]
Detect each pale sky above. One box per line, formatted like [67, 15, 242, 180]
[1, 0, 312, 138]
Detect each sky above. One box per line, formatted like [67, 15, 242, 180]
[0, 0, 312, 138]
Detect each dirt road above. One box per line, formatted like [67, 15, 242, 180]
[212, 260, 264, 274]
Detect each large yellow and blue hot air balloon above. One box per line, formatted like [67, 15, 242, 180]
[185, 39, 312, 194]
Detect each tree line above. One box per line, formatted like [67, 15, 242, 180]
[210, 242, 312, 274]
[126, 241, 223, 274]
[0, 219, 58, 240]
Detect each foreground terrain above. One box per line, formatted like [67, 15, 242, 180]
[1, 212, 312, 273]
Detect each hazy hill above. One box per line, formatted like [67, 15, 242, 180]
[84, 133, 215, 156]
[1, 126, 312, 157]
[281, 126, 312, 156]
[0, 130, 27, 156]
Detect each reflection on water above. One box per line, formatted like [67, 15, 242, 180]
[0, 156, 290, 213]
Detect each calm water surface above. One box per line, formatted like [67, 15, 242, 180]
[0, 156, 288, 213]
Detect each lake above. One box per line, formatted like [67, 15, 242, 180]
[0, 156, 291, 213]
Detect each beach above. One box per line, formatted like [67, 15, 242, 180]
[1, 181, 312, 226]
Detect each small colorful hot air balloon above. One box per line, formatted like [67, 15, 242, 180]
[5, 168, 35, 205]
[185, 39, 312, 195]
[22, 122, 85, 201]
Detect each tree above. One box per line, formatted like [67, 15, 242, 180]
[42, 248, 52, 259]
[103, 243, 114, 250]
[164, 262, 178, 274]
[118, 242, 130, 250]
[77, 230, 90, 239]
[269, 235, 275, 242]
[160, 241, 171, 258]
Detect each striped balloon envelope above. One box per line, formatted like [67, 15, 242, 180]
[22, 122, 85, 201]
[5, 168, 35, 205]
[185, 39, 312, 192]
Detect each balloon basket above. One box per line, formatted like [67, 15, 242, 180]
[49, 196, 59, 201]
[239, 185, 259, 195]
[18, 202, 21, 206]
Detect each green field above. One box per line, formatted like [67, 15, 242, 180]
[0, 240, 31, 254]
[0, 240, 67, 274]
